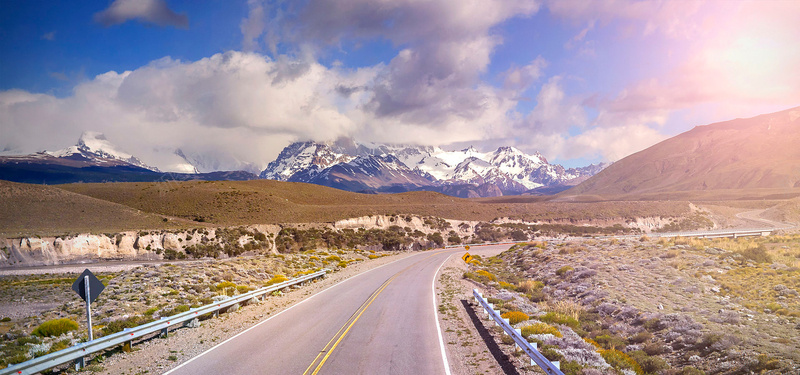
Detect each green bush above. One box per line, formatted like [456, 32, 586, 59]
[103, 315, 151, 335]
[32, 318, 79, 337]
[628, 350, 669, 373]
[521, 323, 561, 338]
[556, 265, 574, 276]
[739, 246, 772, 263]
[594, 334, 627, 350]
[600, 349, 643, 374]
[216, 281, 237, 292]
[540, 312, 580, 329]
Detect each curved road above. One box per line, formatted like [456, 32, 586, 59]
[165, 245, 510, 375]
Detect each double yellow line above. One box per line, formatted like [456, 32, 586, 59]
[302, 250, 448, 375]
[302, 274, 398, 375]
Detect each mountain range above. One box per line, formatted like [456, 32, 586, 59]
[0, 132, 258, 184]
[9, 104, 796, 198]
[259, 138, 606, 197]
[0, 132, 604, 197]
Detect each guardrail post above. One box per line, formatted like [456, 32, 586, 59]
[74, 356, 85, 370]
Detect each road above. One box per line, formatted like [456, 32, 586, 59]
[165, 245, 511, 375]
[734, 209, 794, 229]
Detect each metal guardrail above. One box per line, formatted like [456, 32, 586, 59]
[444, 241, 521, 249]
[649, 228, 775, 238]
[1, 270, 328, 375]
[473, 289, 564, 375]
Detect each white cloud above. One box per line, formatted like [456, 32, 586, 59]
[94, 0, 188, 28]
[268, 0, 540, 126]
[240, 0, 266, 51]
[524, 76, 587, 133]
[0, 51, 520, 171]
[502, 57, 547, 91]
[567, 124, 665, 161]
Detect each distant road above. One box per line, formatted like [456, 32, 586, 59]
[734, 209, 794, 229]
[165, 245, 510, 375]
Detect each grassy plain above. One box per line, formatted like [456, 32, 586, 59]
[46, 180, 691, 227]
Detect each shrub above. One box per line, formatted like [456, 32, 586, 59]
[628, 350, 669, 373]
[236, 285, 253, 294]
[540, 312, 580, 329]
[600, 349, 643, 374]
[32, 318, 79, 337]
[745, 354, 781, 372]
[521, 323, 562, 338]
[265, 274, 288, 286]
[162, 305, 191, 318]
[501, 311, 529, 325]
[48, 338, 71, 353]
[642, 342, 666, 355]
[103, 315, 151, 335]
[498, 281, 517, 291]
[476, 270, 496, 281]
[368, 254, 379, 259]
[517, 279, 544, 294]
[629, 331, 653, 344]
[739, 245, 772, 263]
[540, 346, 564, 362]
[594, 334, 627, 350]
[216, 281, 238, 296]
[556, 265, 574, 276]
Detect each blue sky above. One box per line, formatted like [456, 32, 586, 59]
[2, 0, 799, 172]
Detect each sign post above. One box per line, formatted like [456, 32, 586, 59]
[71, 269, 105, 369]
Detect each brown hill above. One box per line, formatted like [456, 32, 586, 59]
[0, 180, 188, 237]
[56, 179, 689, 227]
[567, 106, 800, 196]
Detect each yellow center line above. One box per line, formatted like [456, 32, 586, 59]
[309, 275, 398, 375]
[304, 249, 451, 375]
[302, 276, 395, 375]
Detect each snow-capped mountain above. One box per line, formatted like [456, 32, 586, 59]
[0, 132, 259, 184]
[260, 139, 608, 197]
[46, 131, 160, 172]
[174, 149, 262, 175]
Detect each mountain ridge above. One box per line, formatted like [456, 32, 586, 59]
[566, 106, 800, 197]
[259, 139, 606, 197]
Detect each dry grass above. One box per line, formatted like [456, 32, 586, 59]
[540, 300, 583, 321]
[39, 180, 690, 229]
[0, 180, 188, 237]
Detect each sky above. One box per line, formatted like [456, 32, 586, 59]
[1, 0, 799, 172]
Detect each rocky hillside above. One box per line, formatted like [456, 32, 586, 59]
[461, 236, 800, 374]
[567, 106, 800, 196]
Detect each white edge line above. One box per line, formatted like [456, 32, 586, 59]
[163, 251, 419, 375]
[433, 250, 455, 375]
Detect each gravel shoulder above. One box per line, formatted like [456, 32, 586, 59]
[435, 245, 536, 375]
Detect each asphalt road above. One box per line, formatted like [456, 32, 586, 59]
[165, 245, 511, 375]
